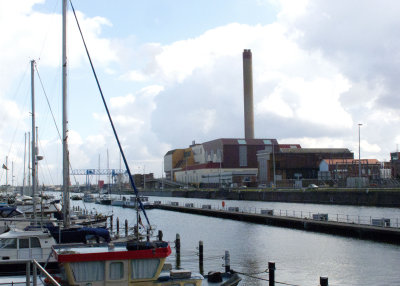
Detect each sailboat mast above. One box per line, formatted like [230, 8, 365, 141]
[5, 156, 8, 186]
[31, 60, 37, 223]
[62, 0, 70, 228]
[107, 148, 110, 193]
[23, 132, 26, 194]
[27, 132, 31, 189]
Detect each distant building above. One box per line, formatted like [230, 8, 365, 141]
[257, 147, 354, 186]
[319, 158, 380, 179]
[164, 138, 277, 187]
[390, 152, 400, 179]
[132, 173, 154, 188]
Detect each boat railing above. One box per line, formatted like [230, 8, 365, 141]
[0, 259, 60, 286]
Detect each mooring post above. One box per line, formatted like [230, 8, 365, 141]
[199, 240, 204, 275]
[320, 276, 328, 286]
[116, 217, 120, 236]
[158, 230, 163, 241]
[110, 215, 113, 233]
[225, 250, 230, 273]
[175, 233, 181, 269]
[125, 219, 128, 237]
[33, 261, 37, 286]
[268, 261, 275, 286]
[26, 261, 31, 286]
[147, 228, 150, 242]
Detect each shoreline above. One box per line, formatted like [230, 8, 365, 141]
[138, 188, 400, 208]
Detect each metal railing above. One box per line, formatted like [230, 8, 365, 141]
[161, 200, 400, 228]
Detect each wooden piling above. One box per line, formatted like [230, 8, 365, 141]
[33, 261, 37, 286]
[125, 219, 128, 237]
[320, 277, 328, 286]
[26, 261, 31, 286]
[224, 250, 230, 273]
[268, 261, 275, 286]
[199, 240, 204, 275]
[175, 233, 181, 269]
[116, 217, 120, 236]
[158, 230, 163, 241]
[110, 215, 113, 233]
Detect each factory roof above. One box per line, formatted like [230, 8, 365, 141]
[203, 138, 279, 146]
[280, 148, 352, 154]
[321, 158, 381, 165]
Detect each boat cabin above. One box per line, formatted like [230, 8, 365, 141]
[0, 230, 56, 261]
[52, 241, 203, 286]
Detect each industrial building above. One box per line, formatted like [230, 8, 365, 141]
[164, 138, 277, 187]
[257, 147, 354, 187]
[162, 49, 390, 189]
[391, 152, 400, 179]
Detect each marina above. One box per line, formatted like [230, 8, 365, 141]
[1, 1, 400, 285]
[64, 195, 400, 286]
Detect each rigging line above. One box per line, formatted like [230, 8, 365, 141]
[4, 83, 31, 165]
[34, 65, 78, 185]
[69, 0, 151, 226]
[37, 0, 60, 61]
[0, 62, 30, 124]
[37, 140, 55, 186]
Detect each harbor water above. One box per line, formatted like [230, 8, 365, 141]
[69, 194, 400, 286]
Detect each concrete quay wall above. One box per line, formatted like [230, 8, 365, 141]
[142, 189, 400, 207]
[157, 205, 400, 244]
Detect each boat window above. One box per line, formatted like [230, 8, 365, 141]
[0, 238, 17, 249]
[19, 238, 29, 249]
[70, 261, 105, 282]
[30, 237, 41, 248]
[109, 262, 124, 280]
[130, 259, 160, 279]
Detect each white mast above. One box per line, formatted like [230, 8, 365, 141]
[23, 132, 27, 194]
[31, 60, 37, 223]
[62, 0, 70, 228]
[98, 154, 100, 192]
[27, 132, 31, 189]
[5, 156, 8, 186]
[11, 161, 14, 187]
[107, 148, 110, 193]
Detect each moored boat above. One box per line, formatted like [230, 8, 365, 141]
[51, 239, 204, 285]
[83, 192, 96, 203]
[0, 229, 58, 275]
[123, 196, 154, 209]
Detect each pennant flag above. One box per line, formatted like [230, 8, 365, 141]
[2, 164, 8, 170]
[138, 214, 144, 227]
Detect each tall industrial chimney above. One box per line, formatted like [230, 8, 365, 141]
[243, 49, 254, 139]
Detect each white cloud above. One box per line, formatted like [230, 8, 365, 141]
[4, 0, 400, 183]
[119, 70, 148, 82]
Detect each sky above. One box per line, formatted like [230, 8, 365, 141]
[1, 0, 400, 186]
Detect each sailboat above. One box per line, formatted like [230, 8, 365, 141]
[2, 0, 241, 284]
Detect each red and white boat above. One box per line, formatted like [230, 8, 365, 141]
[50, 239, 240, 286]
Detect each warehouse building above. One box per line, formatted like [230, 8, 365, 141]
[164, 138, 278, 187]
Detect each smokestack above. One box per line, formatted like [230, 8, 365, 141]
[243, 49, 254, 139]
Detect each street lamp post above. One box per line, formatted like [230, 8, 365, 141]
[358, 123, 362, 188]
